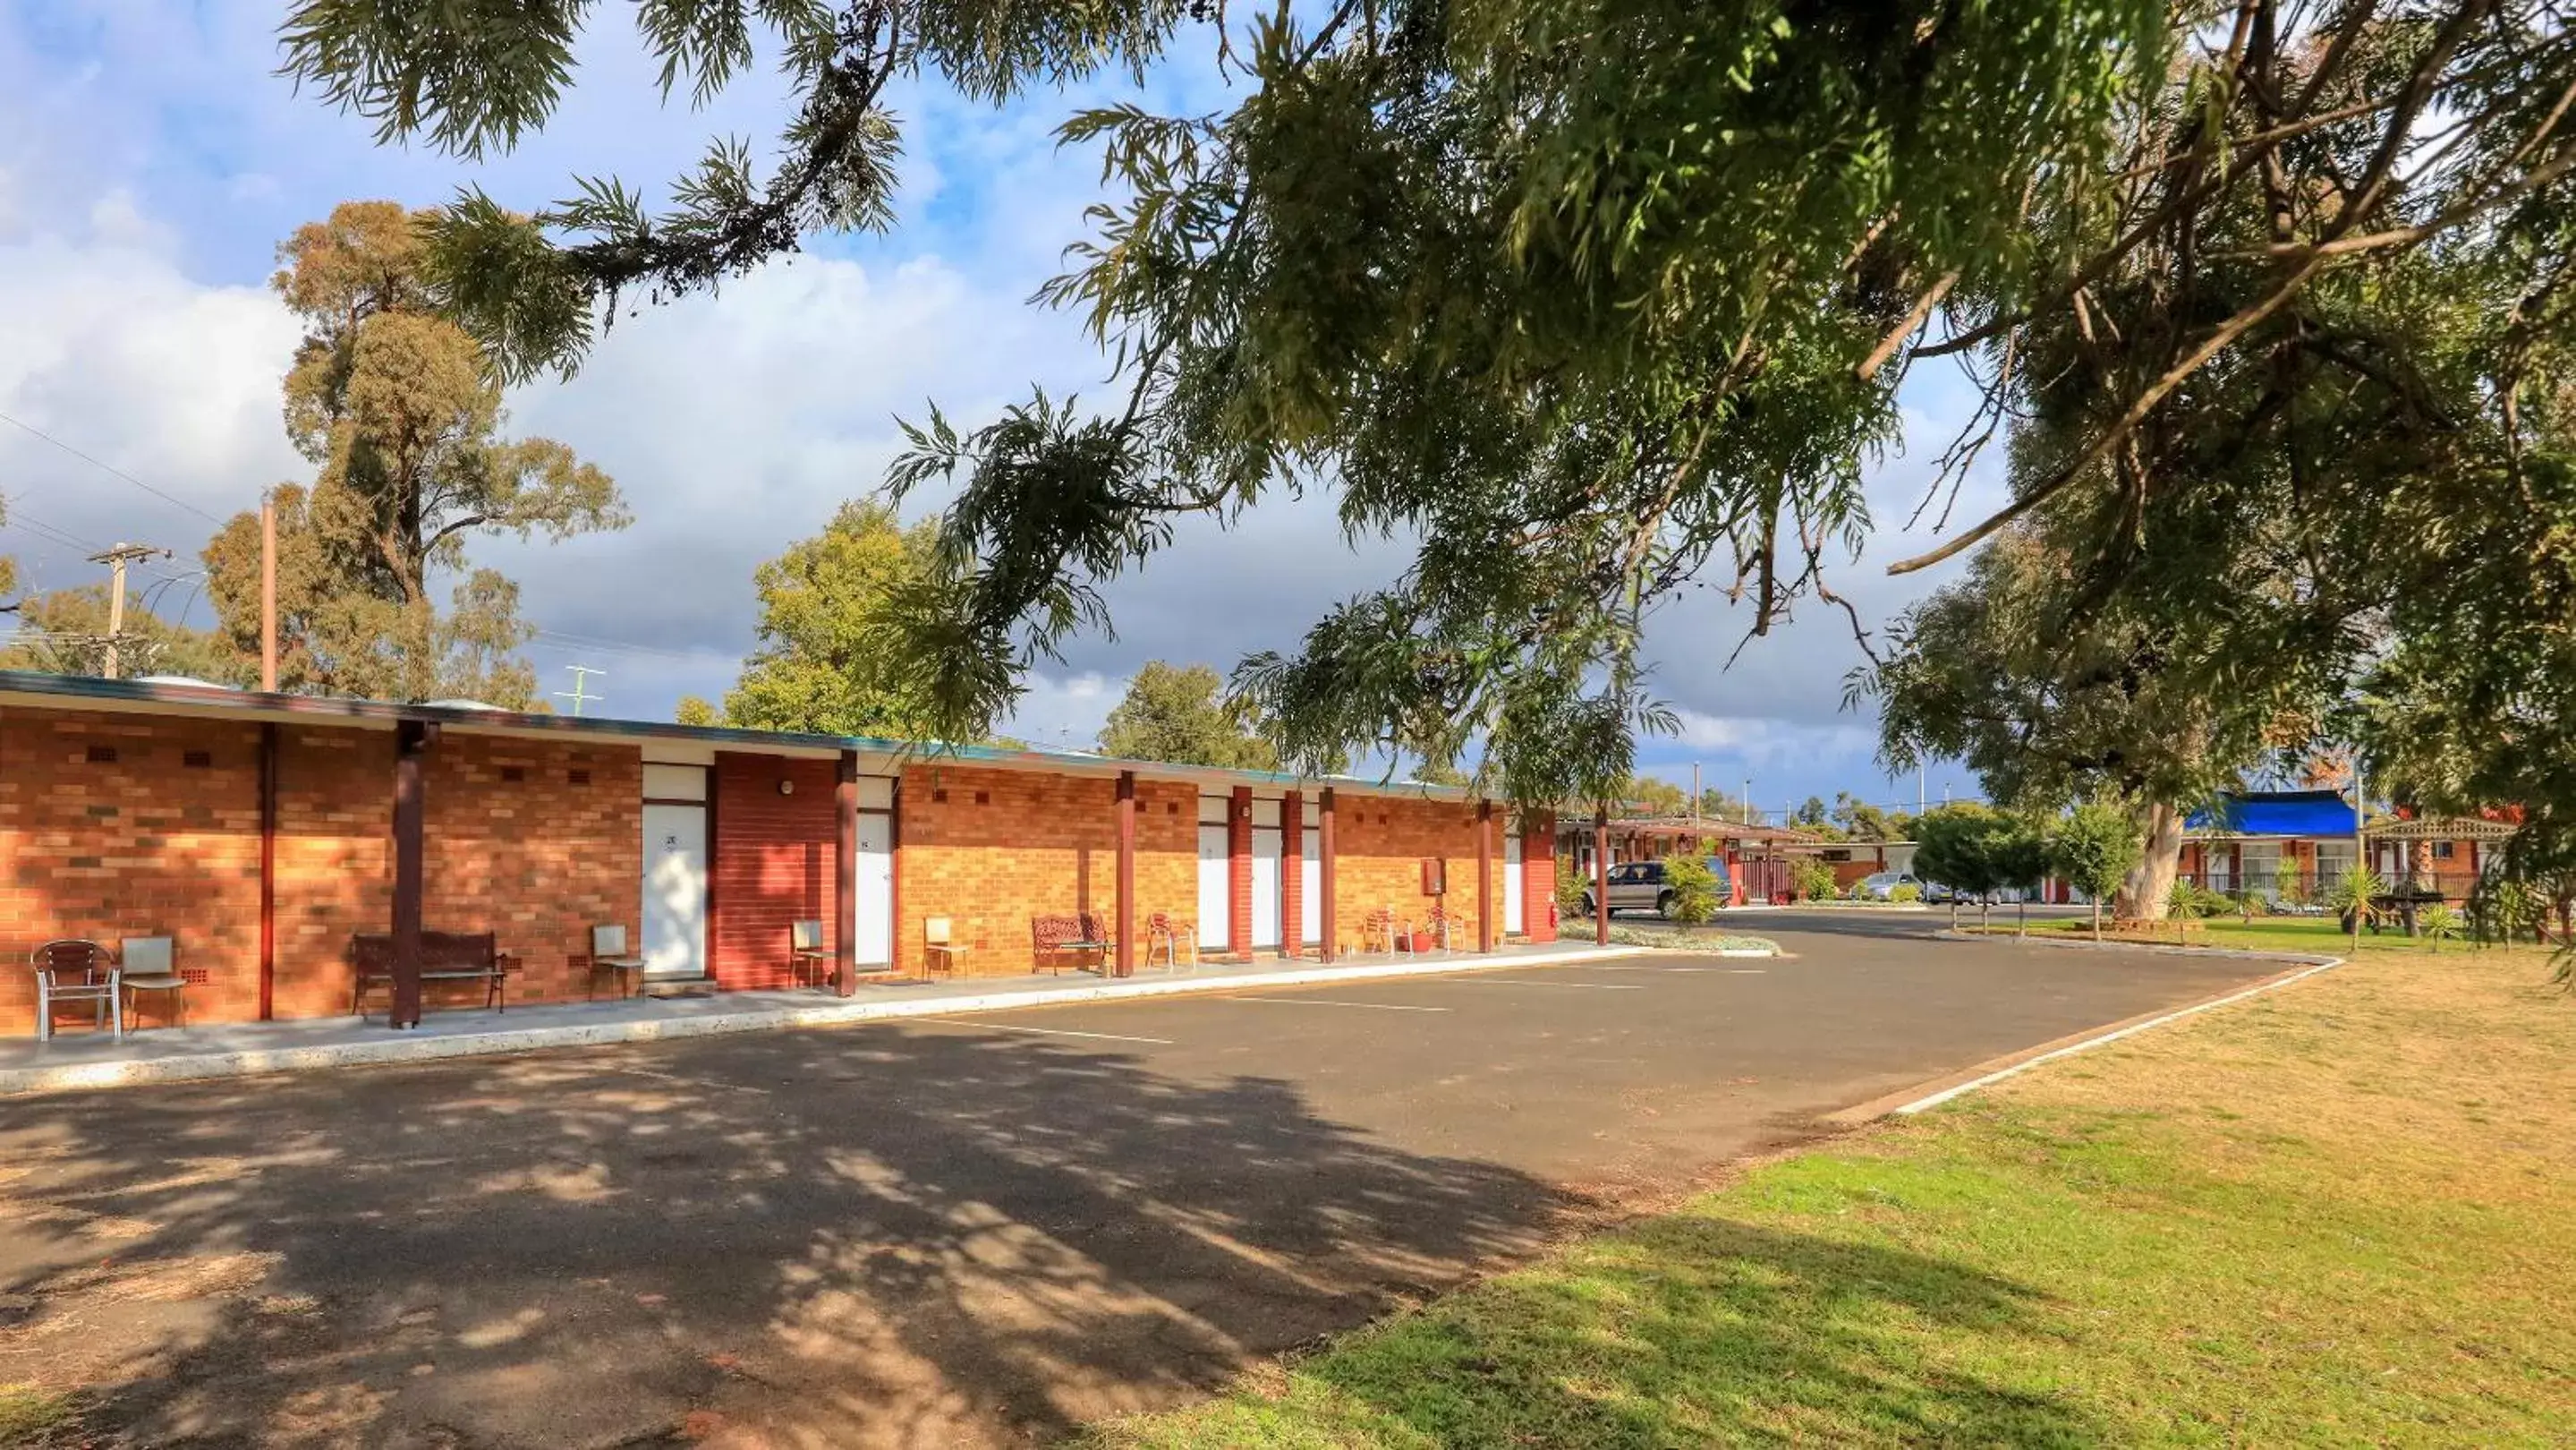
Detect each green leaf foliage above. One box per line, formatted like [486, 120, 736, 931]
[274, 3, 2576, 862]
[1097, 660, 1280, 771]
[721, 501, 974, 739]
[1662, 854, 1722, 925]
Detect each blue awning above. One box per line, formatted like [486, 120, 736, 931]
[2187, 790, 2358, 837]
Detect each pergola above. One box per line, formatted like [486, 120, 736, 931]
[2363, 815, 2521, 843]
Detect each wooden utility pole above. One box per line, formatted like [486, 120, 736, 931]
[87, 542, 169, 680]
[259, 496, 278, 691]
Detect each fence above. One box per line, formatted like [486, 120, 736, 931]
[2174, 866, 2487, 908]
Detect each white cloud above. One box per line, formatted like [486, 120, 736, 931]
[0, 2, 2002, 806]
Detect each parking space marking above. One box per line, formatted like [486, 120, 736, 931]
[1223, 997, 1452, 1012]
[1434, 979, 1646, 991]
[910, 1018, 1176, 1045]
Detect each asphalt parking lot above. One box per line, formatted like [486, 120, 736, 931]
[0, 915, 2282, 1448]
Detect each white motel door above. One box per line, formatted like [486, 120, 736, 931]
[1198, 794, 1230, 950]
[1504, 830, 1526, 934]
[641, 803, 710, 979]
[1250, 796, 1284, 950]
[855, 811, 894, 966]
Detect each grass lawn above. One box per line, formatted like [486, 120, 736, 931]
[1964, 912, 2537, 958]
[1088, 943, 2576, 1447]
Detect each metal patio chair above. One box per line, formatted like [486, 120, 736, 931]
[30, 939, 120, 1041]
[118, 936, 187, 1029]
[1144, 912, 1197, 973]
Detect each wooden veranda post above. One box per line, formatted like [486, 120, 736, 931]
[390, 720, 434, 1028]
[1476, 800, 1495, 953]
[1319, 788, 1338, 961]
[836, 750, 860, 995]
[1594, 806, 1611, 948]
[1115, 771, 1137, 977]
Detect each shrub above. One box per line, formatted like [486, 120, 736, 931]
[2417, 901, 2460, 951]
[2325, 865, 2387, 929]
[2167, 879, 2234, 919]
[1890, 882, 1922, 904]
[1789, 857, 1840, 902]
[2276, 874, 2312, 912]
[1556, 855, 1592, 918]
[1662, 855, 1722, 925]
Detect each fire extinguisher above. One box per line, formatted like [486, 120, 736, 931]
[1548, 900, 1560, 932]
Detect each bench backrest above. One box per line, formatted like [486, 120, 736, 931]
[351, 932, 497, 971]
[1030, 913, 1087, 951]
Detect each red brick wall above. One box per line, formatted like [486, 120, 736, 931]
[268, 724, 390, 1019]
[710, 752, 842, 990]
[421, 734, 641, 1007]
[895, 764, 1195, 976]
[1331, 796, 1489, 953]
[1523, 813, 1557, 942]
[0, 709, 265, 1034]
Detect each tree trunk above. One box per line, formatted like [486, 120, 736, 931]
[2090, 896, 2103, 941]
[2114, 801, 2185, 920]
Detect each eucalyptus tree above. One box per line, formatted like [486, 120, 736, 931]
[276, 1, 2576, 833]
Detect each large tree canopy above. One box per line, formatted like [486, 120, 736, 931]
[203, 200, 628, 705]
[277, 2, 2576, 852]
[1097, 660, 1282, 769]
[718, 500, 967, 737]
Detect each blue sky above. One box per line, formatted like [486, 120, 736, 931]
[0, 3, 1994, 819]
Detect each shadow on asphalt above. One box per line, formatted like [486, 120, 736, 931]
[3, 1013, 2076, 1446]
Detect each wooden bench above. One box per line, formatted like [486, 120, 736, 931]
[352, 931, 506, 1015]
[1031, 913, 1114, 976]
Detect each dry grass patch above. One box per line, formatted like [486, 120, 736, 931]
[1091, 948, 2576, 1448]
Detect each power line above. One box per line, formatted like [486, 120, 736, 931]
[529, 628, 720, 661]
[0, 409, 227, 525]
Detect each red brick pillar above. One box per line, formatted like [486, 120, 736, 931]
[1593, 806, 1611, 947]
[1280, 790, 1303, 959]
[1319, 789, 1339, 961]
[1475, 800, 1495, 952]
[835, 750, 858, 996]
[1526, 813, 1557, 942]
[1114, 771, 1136, 978]
[1228, 786, 1254, 960]
[390, 720, 432, 1030]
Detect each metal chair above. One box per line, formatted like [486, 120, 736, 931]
[30, 939, 120, 1041]
[922, 917, 967, 978]
[588, 924, 647, 1000]
[789, 919, 830, 988]
[118, 936, 187, 1029]
[1144, 912, 1197, 973]
[1362, 907, 1404, 955]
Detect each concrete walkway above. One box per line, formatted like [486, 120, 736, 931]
[0, 940, 1645, 1096]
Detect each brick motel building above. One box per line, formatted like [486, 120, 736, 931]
[0, 670, 1560, 1036]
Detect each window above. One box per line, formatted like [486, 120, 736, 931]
[2432, 841, 2456, 860]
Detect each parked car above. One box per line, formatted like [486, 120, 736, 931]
[1856, 871, 1925, 900]
[1580, 857, 1734, 918]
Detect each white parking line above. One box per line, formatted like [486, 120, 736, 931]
[910, 1018, 1175, 1045]
[1434, 979, 1645, 991]
[1222, 996, 1451, 1012]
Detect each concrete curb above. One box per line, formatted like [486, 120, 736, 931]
[1824, 949, 2346, 1124]
[0, 944, 1651, 1096]
[1933, 926, 2333, 960]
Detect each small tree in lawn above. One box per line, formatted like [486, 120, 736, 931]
[1989, 818, 2052, 937]
[1913, 804, 2002, 929]
[2326, 865, 2388, 949]
[2053, 804, 2144, 941]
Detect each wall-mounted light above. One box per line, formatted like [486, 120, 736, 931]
[778, 779, 795, 797]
